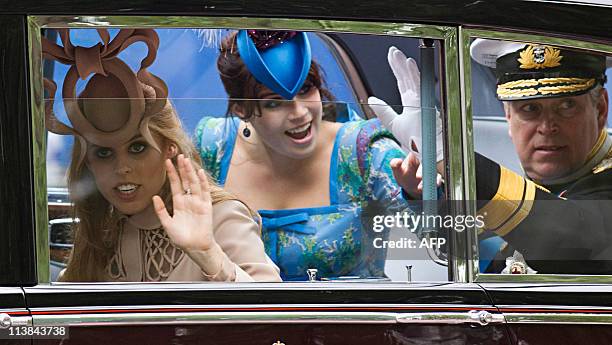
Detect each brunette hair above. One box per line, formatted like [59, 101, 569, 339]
[217, 31, 337, 121]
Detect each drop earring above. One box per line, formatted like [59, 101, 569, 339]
[242, 123, 251, 138]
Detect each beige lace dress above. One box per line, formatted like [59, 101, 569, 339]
[104, 199, 281, 282]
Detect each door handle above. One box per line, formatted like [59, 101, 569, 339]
[396, 310, 505, 326]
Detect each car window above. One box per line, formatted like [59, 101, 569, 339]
[40, 26, 455, 284]
[469, 36, 612, 276]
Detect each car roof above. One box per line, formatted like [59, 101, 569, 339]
[3, 0, 612, 42]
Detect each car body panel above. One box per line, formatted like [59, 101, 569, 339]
[0, 14, 37, 287]
[481, 283, 612, 343]
[23, 283, 492, 307]
[35, 324, 512, 345]
[0, 287, 27, 312]
[24, 283, 510, 345]
[1, 0, 611, 40]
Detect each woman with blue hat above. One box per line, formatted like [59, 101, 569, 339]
[195, 30, 418, 281]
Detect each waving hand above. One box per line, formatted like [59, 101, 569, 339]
[152, 154, 215, 252]
[368, 46, 443, 162]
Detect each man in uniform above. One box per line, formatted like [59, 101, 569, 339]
[370, 40, 612, 274]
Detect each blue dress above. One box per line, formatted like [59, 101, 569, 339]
[195, 117, 410, 280]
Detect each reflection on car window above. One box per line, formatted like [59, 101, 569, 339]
[43, 28, 450, 283]
[470, 38, 612, 275]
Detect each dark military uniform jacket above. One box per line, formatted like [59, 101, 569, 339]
[477, 134, 612, 275]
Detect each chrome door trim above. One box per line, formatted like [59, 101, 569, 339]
[27, 16, 50, 284]
[396, 310, 504, 325]
[499, 303, 612, 325]
[476, 274, 612, 283]
[444, 26, 469, 283]
[34, 311, 399, 326]
[31, 309, 503, 327]
[448, 25, 477, 283]
[504, 313, 612, 325]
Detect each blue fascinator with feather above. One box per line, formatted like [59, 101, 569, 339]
[236, 30, 312, 100]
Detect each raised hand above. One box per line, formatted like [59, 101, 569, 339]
[152, 154, 215, 252]
[368, 46, 443, 162]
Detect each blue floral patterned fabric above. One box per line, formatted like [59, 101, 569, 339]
[195, 116, 409, 280]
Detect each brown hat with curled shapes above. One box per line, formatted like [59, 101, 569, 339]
[43, 28, 168, 163]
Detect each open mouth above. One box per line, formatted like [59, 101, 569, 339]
[285, 122, 312, 140]
[115, 183, 140, 195]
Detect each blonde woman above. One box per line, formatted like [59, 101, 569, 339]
[44, 28, 280, 282]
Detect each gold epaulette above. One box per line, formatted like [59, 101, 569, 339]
[592, 145, 612, 174]
[477, 166, 536, 237]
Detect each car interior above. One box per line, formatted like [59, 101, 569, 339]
[42, 26, 612, 283]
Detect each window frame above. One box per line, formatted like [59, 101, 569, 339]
[461, 28, 612, 283]
[28, 15, 464, 284]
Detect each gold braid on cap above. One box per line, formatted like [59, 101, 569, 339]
[42, 29, 168, 160]
[497, 77, 595, 100]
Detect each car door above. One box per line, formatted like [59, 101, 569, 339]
[463, 16, 612, 345]
[23, 282, 511, 345]
[482, 283, 612, 344]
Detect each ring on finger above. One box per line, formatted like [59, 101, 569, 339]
[184, 187, 192, 195]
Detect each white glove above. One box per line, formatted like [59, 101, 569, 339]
[368, 46, 443, 162]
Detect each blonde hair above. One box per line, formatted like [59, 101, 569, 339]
[60, 86, 250, 282]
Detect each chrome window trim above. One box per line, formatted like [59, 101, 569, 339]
[27, 15, 463, 284]
[28, 17, 49, 284]
[504, 313, 612, 325]
[499, 305, 612, 312]
[34, 311, 399, 326]
[25, 281, 484, 291]
[464, 29, 612, 55]
[477, 274, 612, 283]
[27, 302, 499, 313]
[460, 28, 612, 283]
[29, 16, 454, 37]
[30, 309, 503, 326]
[450, 26, 477, 283]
